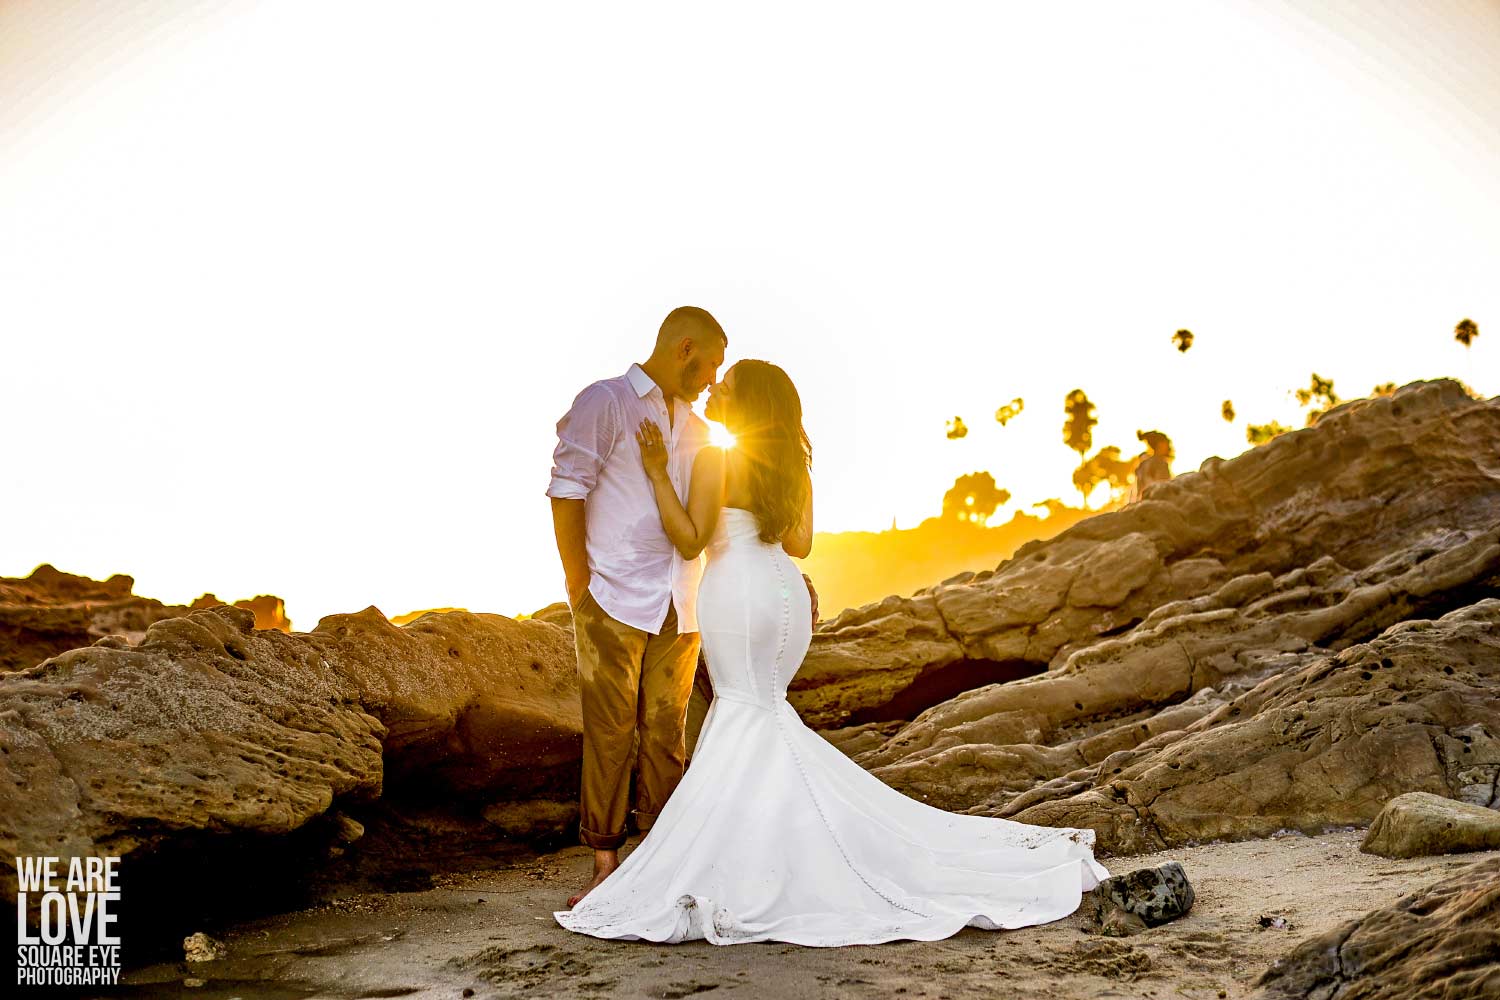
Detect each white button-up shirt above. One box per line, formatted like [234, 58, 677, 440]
[546, 363, 709, 634]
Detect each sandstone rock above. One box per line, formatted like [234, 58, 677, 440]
[303, 606, 580, 799]
[788, 594, 966, 729]
[814, 383, 1500, 830]
[795, 381, 1500, 734]
[1361, 791, 1500, 859]
[1, 565, 298, 672]
[995, 599, 1500, 853]
[527, 602, 575, 628]
[191, 593, 292, 632]
[1085, 861, 1195, 936]
[0, 604, 386, 911]
[331, 811, 366, 845]
[1251, 856, 1500, 999]
[0, 564, 192, 672]
[481, 800, 579, 841]
[0, 602, 580, 909]
[1067, 532, 1161, 608]
[392, 606, 469, 626]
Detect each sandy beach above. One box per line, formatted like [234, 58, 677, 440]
[103, 830, 1500, 1000]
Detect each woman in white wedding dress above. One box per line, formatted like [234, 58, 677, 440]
[555, 359, 1109, 946]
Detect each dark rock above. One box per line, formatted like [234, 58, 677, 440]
[1085, 861, 1195, 936]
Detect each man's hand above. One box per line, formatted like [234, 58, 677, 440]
[802, 573, 819, 629]
[567, 577, 591, 610]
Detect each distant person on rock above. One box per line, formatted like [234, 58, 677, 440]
[1128, 430, 1173, 503]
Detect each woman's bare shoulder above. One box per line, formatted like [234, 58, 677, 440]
[693, 445, 728, 469]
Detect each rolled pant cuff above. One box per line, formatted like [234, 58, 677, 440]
[578, 823, 628, 850]
[632, 808, 660, 832]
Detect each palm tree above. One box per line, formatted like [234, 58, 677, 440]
[1062, 389, 1097, 506]
[994, 397, 1024, 427]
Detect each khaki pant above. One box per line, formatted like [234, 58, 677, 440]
[572, 589, 701, 850]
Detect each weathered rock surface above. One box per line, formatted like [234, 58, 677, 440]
[805, 382, 1500, 851]
[527, 601, 576, 628]
[1361, 791, 1500, 859]
[304, 606, 580, 798]
[991, 599, 1500, 853]
[800, 380, 1500, 733]
[0, 602, 579, 907]
[1251, 855, 1500, 999]
[0, 564, 296, 672]
[1084, 861, 1195, 936]
[190, 592, 293, 632]
[0, 564, 192, 672]
[0, 605, 386, 907]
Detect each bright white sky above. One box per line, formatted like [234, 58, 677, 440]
[3, 0, 1496, 627]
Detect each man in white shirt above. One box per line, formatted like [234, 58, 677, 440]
[548, 306, 726, 908]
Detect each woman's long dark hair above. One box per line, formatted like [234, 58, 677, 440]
[726, 360, 812, 544]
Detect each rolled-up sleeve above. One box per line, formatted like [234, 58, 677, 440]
[547, 383, 617, 500]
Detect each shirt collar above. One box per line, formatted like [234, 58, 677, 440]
[626, 363, 661, 399]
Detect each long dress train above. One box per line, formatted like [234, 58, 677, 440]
[555, 507, 1109, 946]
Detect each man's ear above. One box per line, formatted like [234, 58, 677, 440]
[676, 335, 696, 360]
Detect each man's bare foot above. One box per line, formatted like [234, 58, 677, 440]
[565, 848, 619, 909]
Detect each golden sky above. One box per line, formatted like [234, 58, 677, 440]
[3, 0, 1496, 627]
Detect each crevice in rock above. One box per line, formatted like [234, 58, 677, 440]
[1171, 638, 1197, 697]
[1328, 574, 1500, 650]
[1095, 616, 1144, 638]
[81, 797, 542, 965]
[845, 657, 1046, 726]
[86, 803, 378, 965]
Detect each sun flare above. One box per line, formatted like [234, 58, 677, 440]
[709, 423, 737, 449]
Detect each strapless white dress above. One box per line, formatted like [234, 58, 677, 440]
[555, 507, 1110, 946]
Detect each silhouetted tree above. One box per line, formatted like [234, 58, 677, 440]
[1172, 329, 1194, 353]
[1061, 389, 1098, 506]
[1031, 498, 1070, 520]
[945, 416, 968, 440]
[942, 472, 1010, 525]
[1294, 373, 1340, 425]
[1246, 421, 1292, 445]
[994, 398, 1024, 427]
[1062, 389, 1096, 457]
[1072, 446, 1136, 508]
[1455, 318, 1479, 347]
[1221, 400, 1235, 422]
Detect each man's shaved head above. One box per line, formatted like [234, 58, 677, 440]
[643, 306, 727, 403]
[656, 306, 727, 351]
